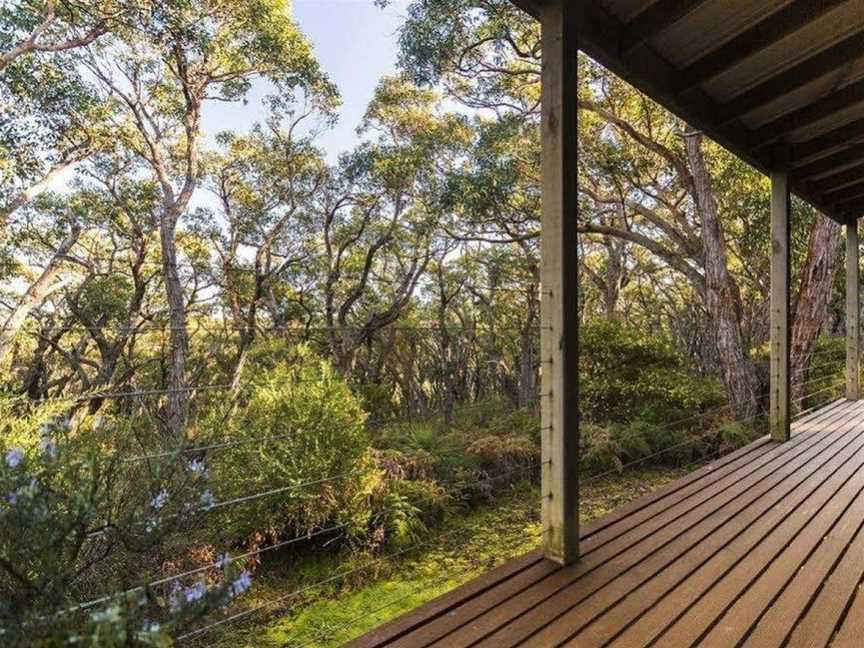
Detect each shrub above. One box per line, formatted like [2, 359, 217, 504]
[209, 344, 372, 544]
[580, 423, 622, 475]
[380, 478, 451, 548]
[580, 319, 723, 424]
[0, 397, 243, 646]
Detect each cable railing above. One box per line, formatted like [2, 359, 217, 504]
[2, 348, 858, 645]
[39, 460, 543, 638]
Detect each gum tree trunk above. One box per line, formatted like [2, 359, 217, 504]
[685, 132, 760, 419]
[791, 213, 842, 407]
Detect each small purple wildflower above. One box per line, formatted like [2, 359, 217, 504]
[215, 552, 231, 569]
[229, 570, 252, 597]
[5, 491, 17, 506]
[140, 618, 160, 634]
[186, 458, 208, 477]
[150, 490, 168, 510]
[168, 581, 183, 612]
[5, 448, 24, 468]
[39, 437, 57, 459]
[184, 581, 206, 604]
[200, 489, 215, 510]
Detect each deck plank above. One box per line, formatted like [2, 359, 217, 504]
[443, 403, 859, 647]
[740, 472, 864, 647]
[598, 405, 864, 648]
[784, 512, 864, 646]
[830, 577, 864, 647]
[555, 405, 864, 648]
[347, 400, 864, 648]
[474, 403, 864, 648]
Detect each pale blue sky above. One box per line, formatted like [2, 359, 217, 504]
[200, 0, 411, 163]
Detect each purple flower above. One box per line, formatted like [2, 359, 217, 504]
[200, 489, 215, 510]
[215, 552, 231, 570]
[168, 581, 183, 612]
[5, 448, 24, 468]
[184, 581, 206, 604]
[140, 618, 160, 634]
[39, 437, 57, 459]
[186, 458, 208, 477]
[5, 491, 17, 506]
[229, 570, 252, 597]
[150, 490, 168, 510]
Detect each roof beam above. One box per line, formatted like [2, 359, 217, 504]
[575, 1, 837, 219]
[812, 162, 864, 193]
[792, 118, 864, 162]
[679, 0, 850, 91]
[827, 183, 864, 207]
[717, 30, 864, 125]
[792, 144, 864, 180]
[621, 0, 711, 55]
[837, 197, 864, 219]
[510, 0, 542, 19]
[750, 78, 864, 149]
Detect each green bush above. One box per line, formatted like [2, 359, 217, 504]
[380, 478, 451, 548]
[0, 398, 245, 646]
[580, 319, 723, 424]
[209, 344, 372, 544]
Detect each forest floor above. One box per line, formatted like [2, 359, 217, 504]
[202, 467, 689, 648]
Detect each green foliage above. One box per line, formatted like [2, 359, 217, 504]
[209, 343, 371, 543]
[580, 319, 724, 424]
[0, 397, 242, 646]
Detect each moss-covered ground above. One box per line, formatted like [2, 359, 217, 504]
[202, 467, 687, 647]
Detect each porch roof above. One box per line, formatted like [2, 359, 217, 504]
[514, 0, 864, 224]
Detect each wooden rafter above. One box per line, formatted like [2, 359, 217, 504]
[679, 0, 851, 90]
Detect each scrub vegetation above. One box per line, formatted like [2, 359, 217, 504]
[0, 0, 849, 645]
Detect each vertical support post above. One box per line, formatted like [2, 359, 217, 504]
[770, 170, 791, 441]
[540, 0, 579, 565]
[847, 221, 860, 401]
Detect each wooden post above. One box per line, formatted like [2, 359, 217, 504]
[847, 220, 860, 400]
[540, 0, 579, 565]
[770, 170, 790, 441]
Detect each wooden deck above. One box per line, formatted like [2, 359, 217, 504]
[349, 399, 864, 648]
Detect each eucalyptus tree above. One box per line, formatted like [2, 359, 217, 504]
[0, 13, 116, 224]
[395, 0, 844, 418]
[203, 106, 329, 392]
[1, 160, 169, 404]
[81, 0, 337, 437]
[0, 0, 122, 70]
[320, 76, 469, 376]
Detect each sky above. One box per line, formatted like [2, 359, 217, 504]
[201, 0, 412, 164]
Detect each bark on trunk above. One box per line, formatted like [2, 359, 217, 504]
[161, 205, 189, 439]
[791, 212, 842, 407]
[0, 225, 81, 364]
[684, 132, 759, 419]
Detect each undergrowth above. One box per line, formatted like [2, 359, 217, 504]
[204, 468, 689, 647]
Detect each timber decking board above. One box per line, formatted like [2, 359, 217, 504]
[550, 405, 864, 647]
[467, 402, 864, 648]
[349, 399, 864, 648]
